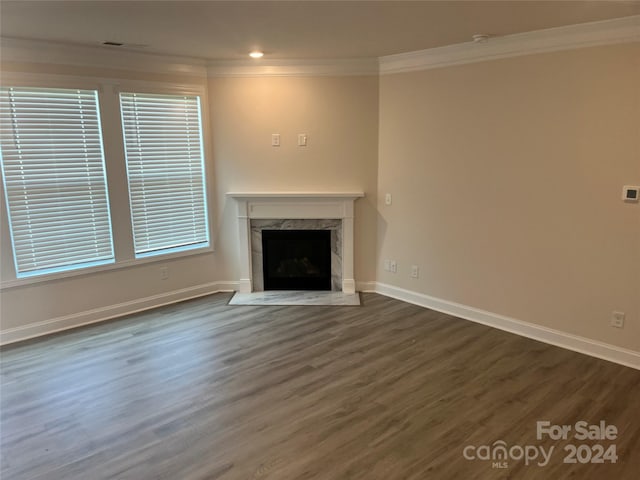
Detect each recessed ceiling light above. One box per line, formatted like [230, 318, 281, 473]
[249, 51, 264, 59]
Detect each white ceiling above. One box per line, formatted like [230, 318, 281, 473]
[1, 1, 639, 61]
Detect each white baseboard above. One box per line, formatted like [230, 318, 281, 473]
[5, 279, 637, 371]
[0, 281, 238, 345]
[374, 282, 640, 370]
[356, 281, 377, 292]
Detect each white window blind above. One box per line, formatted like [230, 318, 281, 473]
[0, 86, 114, 277]
[120, 92, 209, 257]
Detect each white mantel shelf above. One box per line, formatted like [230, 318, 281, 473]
[227, 192, 365, 199]
[228, 192, 364, 295]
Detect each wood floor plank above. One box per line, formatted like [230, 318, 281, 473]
[1, 292, 639, 479]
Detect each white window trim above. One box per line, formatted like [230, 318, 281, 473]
[0, 72, 215, 290]
[1, 86, 115, 277]
[119, 91, 210, 257]
[0, 245, 214, 289]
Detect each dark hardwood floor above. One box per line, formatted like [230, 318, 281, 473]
[1, 293, 639, 479]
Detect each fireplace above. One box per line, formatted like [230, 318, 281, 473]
[262, 230, 331, 290]
[228, 192, 364, 294]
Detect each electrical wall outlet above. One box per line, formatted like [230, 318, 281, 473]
[160, 266, 168, 280]
[411, 265, 419, 278]
[610, 311, 625, 329]
[622, 186, 639, 202]
[390, 260, 397, 273]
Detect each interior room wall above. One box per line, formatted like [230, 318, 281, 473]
[207, 75, 379, 285]
[3, 38, 637, 361]
[377, 43, 640, 352]
[0, 59, 379, 341]
[0, 61, 227, 339]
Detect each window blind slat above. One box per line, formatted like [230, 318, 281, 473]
[0, 86, 115, 277]
[13, 235, 113, 252]
[120, 92, 209, 257]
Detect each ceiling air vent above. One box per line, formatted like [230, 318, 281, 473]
[102, 41, 124, 47]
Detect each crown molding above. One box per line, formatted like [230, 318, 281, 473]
[2, 15, 637, 79]
[380, 15, 640, 75]
[0, 37, 208, 77]
[207, 58, 379, 77]
[0, 37, 378, 78]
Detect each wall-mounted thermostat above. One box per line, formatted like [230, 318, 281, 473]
[622, 185, 639, 202]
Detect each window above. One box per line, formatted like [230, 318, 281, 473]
[0, 84, 211, 283]
[0, 87, 114, 277]
[120, 92, 209, 257]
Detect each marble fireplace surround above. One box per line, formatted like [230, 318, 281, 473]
[251, 219, 342, 292]
[228, 193, 364, 295]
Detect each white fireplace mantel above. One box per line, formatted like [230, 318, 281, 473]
[227, 192, 364, 294]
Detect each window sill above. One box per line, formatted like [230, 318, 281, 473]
[0, 245, 214, 290]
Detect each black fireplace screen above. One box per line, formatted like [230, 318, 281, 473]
[262, 230, 331, 290]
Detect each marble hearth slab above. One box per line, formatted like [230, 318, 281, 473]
[229, 291, 361, 306]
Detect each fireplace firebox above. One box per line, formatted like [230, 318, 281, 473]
[262, 230, 331, 290]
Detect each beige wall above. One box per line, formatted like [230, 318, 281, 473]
[378, 43, 640, 351]
[207, 75, 379, 283]
[2, 42, 638, 356]
[0, 63, 379, 336]
[0, 62, 225, 333]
